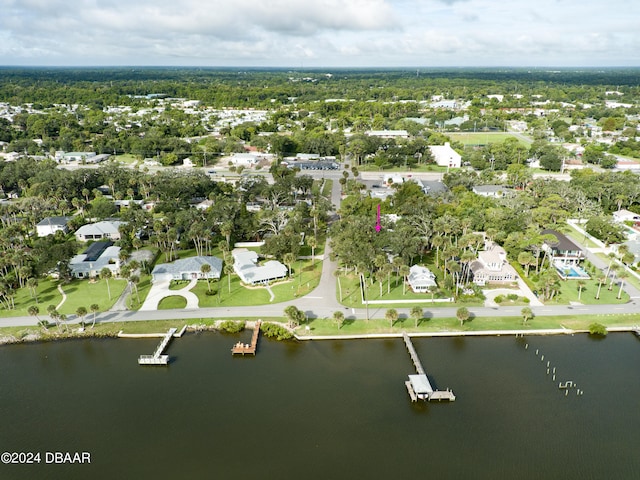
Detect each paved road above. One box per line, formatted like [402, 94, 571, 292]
[2, 171, 639, 329]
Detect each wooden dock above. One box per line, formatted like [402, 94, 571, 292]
[402, 332, 455, 402]
[231, 321, 261, 355]
[138, 328, 177, 366]
[632, 328, 640, 339]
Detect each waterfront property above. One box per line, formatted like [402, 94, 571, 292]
[232, 249, 288, 285]
[138, 328, 177, 365]
[407, 265, 437, 293]
[231, 320, 262, 355]
[541, 229, 584, 265]
[403, 332, 455, 402]
[554, 260, 590, 280]
[69, 241, 121, 279]
[470, 241, 517, 286]
[151, 256, 223, 283]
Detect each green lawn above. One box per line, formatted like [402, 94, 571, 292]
[113, 154, 139, 165]
[0, 277, 127, 318]
[563, 227, 599, 249]
[58, 278, 128, 315]
[0, 278, 62, 318]
[303, 313, 640, 336]
[125, 275, 153, 310]
[447, 132, 531, 146]
[191, 257, 324, 307]
[321, 179, 333, 198]
[158, 296, 187, 310]
[337, 271, 468, 308]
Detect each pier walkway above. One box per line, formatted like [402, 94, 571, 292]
[402, 332, 455, 402]
[232, 321, 262, 355]
[138, 328, 177, 365]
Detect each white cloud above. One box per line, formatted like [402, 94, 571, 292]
[0, 0, 638, 66]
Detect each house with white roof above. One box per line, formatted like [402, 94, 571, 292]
[36, 216, 72, 237]
[470, 241, 517, 286]
[232, 249, 288, 285]
[407, 265, 437, 293]
[365, 130, 410, 139]
[613, 209, 640, 224]
[69, 241, 121, 279]
[472, 185, 514, 198]
[429, 143, 461, 169]
[75, 220, 127, 242]
[151, 256, 223, 283]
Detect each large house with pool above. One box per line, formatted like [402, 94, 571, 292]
[541, 229, 589, 280]
[541, 229, 584, 265]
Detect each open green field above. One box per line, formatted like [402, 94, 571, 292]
[113, 154, 139, 164]
[447, 131, 531, 146]
[0, 277, 127, 318]
[303, 313, 640, 336]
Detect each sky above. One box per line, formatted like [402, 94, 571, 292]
[1, 0, 639, 67]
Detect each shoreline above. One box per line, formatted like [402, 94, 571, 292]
[1, 321, 638, 347]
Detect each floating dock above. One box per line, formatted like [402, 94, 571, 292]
[403, 332, 455, 402]
[138, 328, 177, 365]
[231, 321, 262, 355]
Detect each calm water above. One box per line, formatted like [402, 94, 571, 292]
[1, 331, 640, 480]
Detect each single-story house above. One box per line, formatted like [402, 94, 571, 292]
[75, 220, 127, 242]
[472, 185, 514, 198]
[365, 130, 410, 139]
[36, 216, 72, 237]
[151, 256, 223, 283]
[470, 241, 517, 286]
[407, 265, 437, 293]
[613, 209, 640, 224]
[69, 241, 121, 279]
[541, 229, 584, 265]
[429, 142, 461, 169]
[232, 249, 288, 285]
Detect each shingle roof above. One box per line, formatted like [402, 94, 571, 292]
[541, 229, 582, 252]
[152, 256, 223, 278]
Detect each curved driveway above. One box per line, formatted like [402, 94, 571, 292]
[2, 177, 639, 328]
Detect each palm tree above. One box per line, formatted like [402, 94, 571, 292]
[200, 263, 212, 292]
[385, 308, 399, 328]
[100, 267, 112, 300]
[90, 304, 99, 328]
[608, 265, 619, 291]
[283, 252, 296, 279]
[26, 277, 39, 303]
[307, 236, 317, 266]
[595, 274, 606, 300]
[577, 279, 586, 301]
[333, 310, 345, 330]
[130, 275, 141, 305]
[76, 306, 87, 327]
[284, 305, 303, 328]
[517, 251, 534, 277]
[521, 307, 533, 325]
[617, 270, 628, 300]
[399, 264, 410, 295]
[28, 305, 45, 330]
[456, 307, 470, 327]
[224, 262, 235, 293]
[410, 306, 423, 328]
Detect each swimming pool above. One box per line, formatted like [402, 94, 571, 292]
[554, 262, 590, 279]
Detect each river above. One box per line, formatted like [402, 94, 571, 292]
[1, 331, 639, 479]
